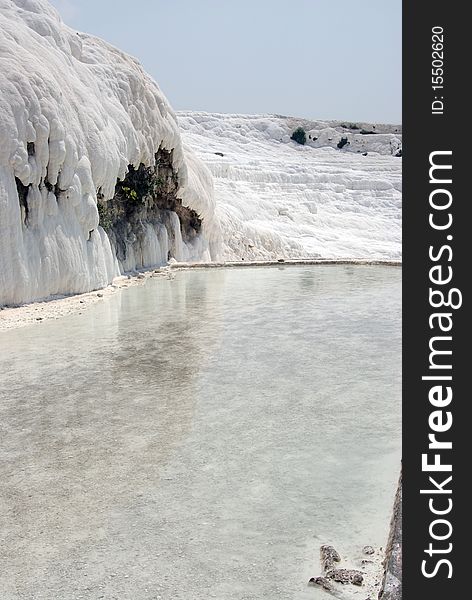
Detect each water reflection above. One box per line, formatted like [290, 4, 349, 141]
[0, 266, 401, 600]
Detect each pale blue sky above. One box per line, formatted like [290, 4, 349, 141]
[50, 0, 402, 123]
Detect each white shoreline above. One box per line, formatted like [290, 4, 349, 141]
[0, 259, 401, 331]
[169, 258, 402, 269]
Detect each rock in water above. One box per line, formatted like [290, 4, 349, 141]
[308, 577, 333, 591]
[326, 568, 364, 586]
[320, 544, 342, 572]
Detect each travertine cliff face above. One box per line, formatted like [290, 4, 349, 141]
[0, 0, 220, 306]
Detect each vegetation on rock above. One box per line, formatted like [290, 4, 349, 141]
[291, 127, 307, 145]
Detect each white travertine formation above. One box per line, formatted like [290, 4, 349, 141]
[0, 1, 401, 306]
[0, 0, 219, 305]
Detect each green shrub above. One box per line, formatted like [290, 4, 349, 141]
[97, 202, 113, 230]
[291, 127, 307, 145]
[121, 186, 139, 202]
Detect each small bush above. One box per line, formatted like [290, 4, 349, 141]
[291, 127, 307, 145]
[337, 137, 349, 149]
[155, 177, 165, 191]
[121, 186, 139, 202]
[97, 202, 113, 230]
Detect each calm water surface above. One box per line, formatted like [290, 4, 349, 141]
[0, 266, 401, 600]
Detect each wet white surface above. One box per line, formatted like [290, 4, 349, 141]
[0, 266, 401, 599]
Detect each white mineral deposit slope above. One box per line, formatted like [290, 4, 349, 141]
[0, 0, 402, 308]
[179, 112, 402, 261]
[0, 0, 219, 306]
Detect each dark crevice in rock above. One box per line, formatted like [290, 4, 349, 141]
[44, 176, 63, 198]
[15, 175, 62, 228]
[337, 137, 349, 149]
[15, 177, 30, 225]
[97, 148, 202, 266]
[27, 142, 35, 156]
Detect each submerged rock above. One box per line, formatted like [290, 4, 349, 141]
[308, 576, 333, 591]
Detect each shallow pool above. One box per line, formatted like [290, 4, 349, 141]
[0, 265, 401, 600]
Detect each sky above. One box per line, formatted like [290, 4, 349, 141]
[50, 0, 402, 123]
